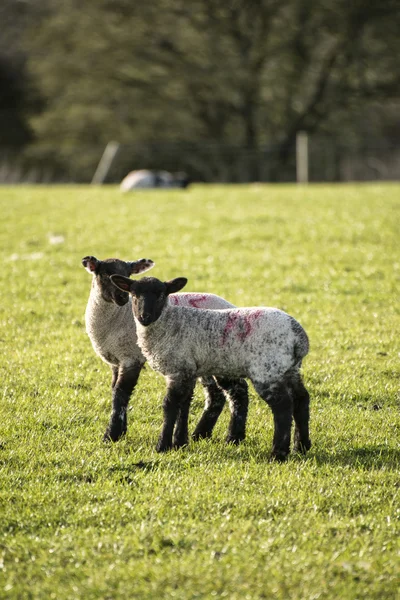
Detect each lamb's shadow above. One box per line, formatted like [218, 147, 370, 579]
[108, 460, 161, 483]
[106, 445, 400, 476]
[305, 445, 400, 471]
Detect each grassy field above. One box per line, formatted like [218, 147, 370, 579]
[0, 183, 399, 599]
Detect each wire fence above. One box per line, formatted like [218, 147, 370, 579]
[1, 135, 399, 184]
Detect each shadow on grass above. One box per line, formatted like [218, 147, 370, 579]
[104, 444, 400, 474]
[109, 460, 160, 472]
[308, 445, 400, 470]
[88, 436, 400, 476]
[108, 460, 161, 483]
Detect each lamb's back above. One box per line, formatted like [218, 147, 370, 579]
[169, 292, 235, 310]
[141, 306, 307, 380]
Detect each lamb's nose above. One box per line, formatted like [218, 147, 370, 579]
[140, 313, 152, 326]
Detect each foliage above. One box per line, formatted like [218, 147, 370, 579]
[0, 183, 399, 599]
[12, 0, 400, 180]
[0, 0, 42, 149]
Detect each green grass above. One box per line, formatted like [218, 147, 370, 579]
[0, 183, 399, 599]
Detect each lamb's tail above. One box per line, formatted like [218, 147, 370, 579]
[291, 318, 309, 364]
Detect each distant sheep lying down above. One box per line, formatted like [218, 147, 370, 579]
[82, 256, 248, 442]
[111, 275, 311, 461]
[120, 170, 190, 191]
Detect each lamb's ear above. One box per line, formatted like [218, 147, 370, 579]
[82, 256, 100, 274]
[165, 277, 188, 295]
[110, 274, 136, 294]
[128, 258, 155, 275]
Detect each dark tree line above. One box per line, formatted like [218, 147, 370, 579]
[2, 0, 400, 181]
[0, 0, 42, 148]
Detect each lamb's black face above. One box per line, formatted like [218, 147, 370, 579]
[97, 259, 132, 306]
[110, 275, 188, 325]
[82, 256, 154, 306]
[130, 278, 168, 326]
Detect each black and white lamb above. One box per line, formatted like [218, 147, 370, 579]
[82, 256, 248, 442]
[110, 274, 311, 461]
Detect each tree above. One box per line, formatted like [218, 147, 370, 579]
[22, 0, 400, 181]
[0, 0, 41, 149]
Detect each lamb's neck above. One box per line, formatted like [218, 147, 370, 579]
[86, 288, 132, 334]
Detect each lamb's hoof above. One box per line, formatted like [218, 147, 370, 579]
[103, 424, 126, 443]
[293, 440, 311, 455]
[173, 442, 188, 451]
[103, 430, 118, 443]
[103, 413, 128, 442]
[192, 428, 212, 441]
[156, 440, 172, 453]
[226, 431, 245, 445]
[173, 435, 188, 449]
[270, 450, 289, 462]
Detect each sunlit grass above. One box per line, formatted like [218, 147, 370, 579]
[0, 183, 399, 599]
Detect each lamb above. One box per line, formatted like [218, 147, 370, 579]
[82, 256, 248, 442]
[120, 170, 190, 191]
[110, 275, 311, 461]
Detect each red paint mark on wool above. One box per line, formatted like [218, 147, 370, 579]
[221, 312, 241, 345]
[170, 293, 209, 308]
[241, 310, 263, 340]
[188, 294, 208, 308]
[221, 310, 263, 345]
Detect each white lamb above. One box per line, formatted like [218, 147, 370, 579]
[120, 170, 190, 191]
[110, 275, 311, 461]
[82, 256, 248, 442]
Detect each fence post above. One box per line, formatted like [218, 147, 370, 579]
[296, 131, 309, 183]
[91, 141, 120, 184]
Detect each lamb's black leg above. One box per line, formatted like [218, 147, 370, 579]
[217, 378, 249, 444]
[157, 377, 196, 452]
[291, 371, 311, 454]
[192, 377, 226, 440]
[253, 380, 293, 462]
[173, 378, 197, 449]
[104, 362, 144, 442]
[111, 366, 118, 389]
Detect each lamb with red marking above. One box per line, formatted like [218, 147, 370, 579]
[82, 256, 248, 443]
[110, 274, 311, 461]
